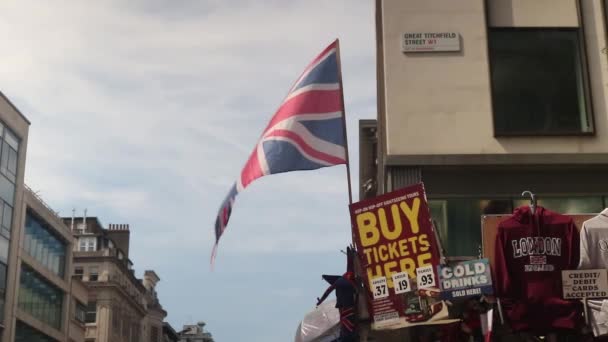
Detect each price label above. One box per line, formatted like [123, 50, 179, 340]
[371, 277, 389, 299]
[392, 272, 412, 294]
[416, 265, 436, 289]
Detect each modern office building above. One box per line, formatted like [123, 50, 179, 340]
[370, 0, 608, 258]
[66, 216, 168, 342]
[0, 91, 29, 341]
[8, 187, 84, 342]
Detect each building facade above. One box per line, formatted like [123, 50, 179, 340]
[0, 92, 30, 342]
[371, 0, 608, 258]
[9, 188, 85, 342]
[67, 217, 167, 342]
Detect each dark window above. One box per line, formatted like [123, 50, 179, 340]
[23, 212, 66, 277]
[74, 267, 83, 280]
[429, 196, 606, 257]
[0, 236, 8, 263]
[15, 320, 57, 342]
[0, 262, 6, 293]
[2, 204, 12, 232]
[489, 28, 592, 135]
[75, 301, 86, 323]
[88, 266, 98, 282]
[17, 266, 63, 329]
[85, 301, 97, 323]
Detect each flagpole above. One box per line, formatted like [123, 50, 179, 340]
[335, 38, 354, 205]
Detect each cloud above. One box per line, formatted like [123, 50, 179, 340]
[0, 1, 375, 341]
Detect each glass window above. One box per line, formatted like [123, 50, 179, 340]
[513, 196, 603, 214]
[23, 213, 67, 277]
[0, 236, 8, 263]
[74, 266, 83, 280]
[489, 29, 591, 135]
[7, 147, 17, 181]
[2, 203, 11, 232]
[0, 262, 6, 293]
[429, 199, 512, 257]
[17, 266, 63, 329]
[75, 301, 86, 323]
[85, 301, 97, 323]
[4, 130, 19, 151]
[0, 175, 14, 204]
[0, 142, 10, 180]
[89, 266, 98, 282]
[78, 237, 96, 252]
[15, 320, 57, 342]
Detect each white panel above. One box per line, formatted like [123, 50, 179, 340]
[489, 0, 579, 27]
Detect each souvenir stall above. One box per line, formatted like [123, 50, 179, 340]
[309, 182, 608, 342]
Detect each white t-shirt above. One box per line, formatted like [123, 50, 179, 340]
[578, 208, 608, 336]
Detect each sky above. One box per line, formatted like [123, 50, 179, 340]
[0, 1, 376, 341]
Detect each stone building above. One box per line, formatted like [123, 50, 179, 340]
[178, 322, 214, 342]
[66, 216, 168, 342]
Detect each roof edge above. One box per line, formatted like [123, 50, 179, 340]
[0, 91, 32, 125]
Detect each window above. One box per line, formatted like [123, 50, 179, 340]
[74, 267, 83, 280]
[78, 237, 96, 252]
[76, 223, 86, 234]
[0, 236, 8, 263]
[489, 28, 592, 135]
[17, 266, 63, 329]
[75, 301, 86, 323]
[23, 213, 67, 277]
[2, 203, 12, 232]
[429, 196, 607, 257]
[0, 141, 17, 183]
[0, 176, 14, 205]
[85, 301, 97, 323]
[0, 262, 6, 293]
[88, 266, 99, 282]
[15, 321, 57, 342]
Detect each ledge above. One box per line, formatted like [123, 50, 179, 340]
[385, 153, 608, 166]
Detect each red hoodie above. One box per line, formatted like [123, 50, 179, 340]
[494, 206, 582, 333]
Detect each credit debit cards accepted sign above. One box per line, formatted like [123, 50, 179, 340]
[438, 259, 493, 300]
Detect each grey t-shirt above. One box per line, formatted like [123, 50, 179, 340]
[579, 209, 608, 336]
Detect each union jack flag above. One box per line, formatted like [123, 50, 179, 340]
[212, 40, 347, 263]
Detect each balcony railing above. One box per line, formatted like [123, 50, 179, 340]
[23, 184, 63, 222]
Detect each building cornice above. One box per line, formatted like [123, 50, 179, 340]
[385, 153, 608, 166]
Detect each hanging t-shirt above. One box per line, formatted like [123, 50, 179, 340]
[494, 205, 582, 333]
[578, 208, 608, 337]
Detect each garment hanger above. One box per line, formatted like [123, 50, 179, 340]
[521, 190, 537, 215]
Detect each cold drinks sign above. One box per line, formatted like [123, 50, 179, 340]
[438, 259, 494, 300]
[402, 32, 461, 52]
[350, 183, 448, 329]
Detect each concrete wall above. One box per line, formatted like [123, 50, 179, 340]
[380, 0, 608, 156]
[489, 0, 579, 27]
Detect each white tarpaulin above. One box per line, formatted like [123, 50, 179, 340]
[294, 300, 340, 342]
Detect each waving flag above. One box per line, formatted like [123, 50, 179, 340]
[212, 40, 348, 264]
